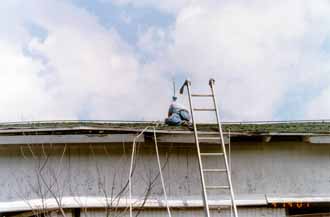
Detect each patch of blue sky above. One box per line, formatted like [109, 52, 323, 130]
[23, 22, 49, 66]
[70, 0, 175, 46]
[321, 36, 330, 52]
[26, 22, 48, 43]
[274, 86, 324, 121]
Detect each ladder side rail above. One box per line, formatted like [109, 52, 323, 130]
[209, 79, 239, 217]
[183, 80, 211, 217]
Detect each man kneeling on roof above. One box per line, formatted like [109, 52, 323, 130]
[165, 96, 191, 126]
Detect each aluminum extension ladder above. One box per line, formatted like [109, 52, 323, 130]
[180, 79, 238, 217]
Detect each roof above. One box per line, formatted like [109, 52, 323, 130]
[0, 120, 330, 135]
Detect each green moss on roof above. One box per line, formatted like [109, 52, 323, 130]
[1, 121, 330, 134]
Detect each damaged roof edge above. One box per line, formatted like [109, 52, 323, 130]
[0, 120, 329, 136]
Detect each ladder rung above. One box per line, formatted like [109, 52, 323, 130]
[191, 94, 213, 97]
[200, 153, 224, 156]
[193, 108, 216, 111]
[203, 169, 227, 172]
[199, 137, 220, 140]
[206, 185, 230, 190]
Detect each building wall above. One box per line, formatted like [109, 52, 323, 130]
[0, 139, 330, 215]
[231, 141, 330, 195]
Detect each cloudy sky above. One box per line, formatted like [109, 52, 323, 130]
[1, 0, 330, 122]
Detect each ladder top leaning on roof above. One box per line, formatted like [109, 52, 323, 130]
[179, 78, 239, 217]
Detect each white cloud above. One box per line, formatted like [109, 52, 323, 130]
[0, 0, 170, 121]
[0, 42, 52, 120]
[139, 0, 330, 120]
[2, 0, 330, 122]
